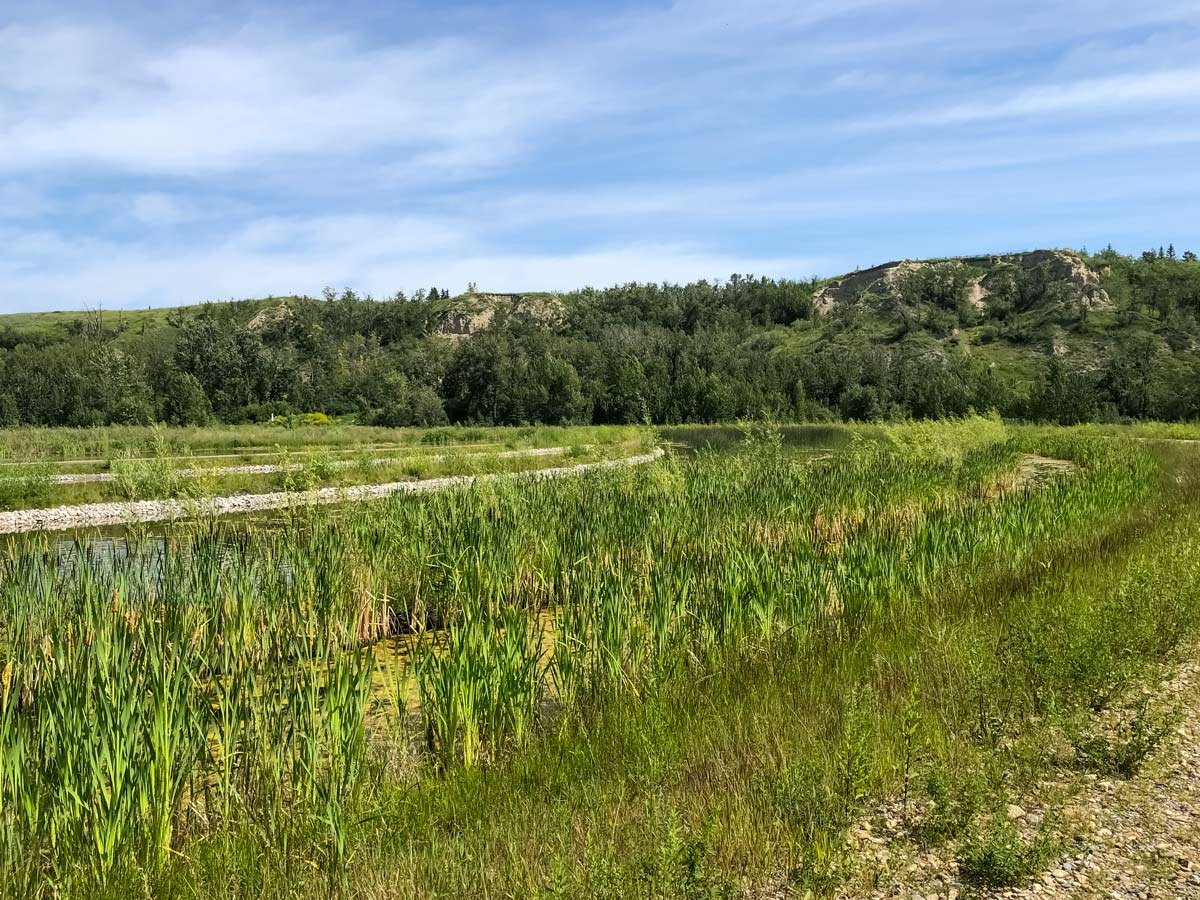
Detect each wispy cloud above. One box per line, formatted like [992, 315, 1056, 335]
[0, 24, 587, 178]
[853, 67, 1200, 131]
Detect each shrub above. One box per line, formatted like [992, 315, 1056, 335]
[276, 447, 340, 492]
[914, 766, 984, 845]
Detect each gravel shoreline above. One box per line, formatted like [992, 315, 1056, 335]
[0, 447, 663, 534]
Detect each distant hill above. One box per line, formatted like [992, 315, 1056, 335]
[2, 247, 1198, 427]
[0, 290, 563, 345]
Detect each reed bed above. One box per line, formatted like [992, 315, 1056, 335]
[0, 417, 1188, 897]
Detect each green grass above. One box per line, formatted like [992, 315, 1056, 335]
[0, 418, 1197, 897]
[0, 290, 555, 347]
[657, 422, 862, 453]
[1069, 698, 1177, 777]
[957, 818, 1058, 888]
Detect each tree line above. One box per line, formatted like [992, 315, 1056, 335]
[2, 249, 1199, 428]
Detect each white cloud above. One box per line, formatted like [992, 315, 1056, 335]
[0, 182, 54, 221]
[933, 68, 1200, 125]
[0, 23, 590, 179]
[128, 193, 191, 226]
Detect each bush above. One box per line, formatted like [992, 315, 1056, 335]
[914, 766, 983, 845]
[276, 447, 341, 492]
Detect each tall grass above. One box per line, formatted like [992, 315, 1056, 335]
[110, 426, 210, 500]
[0, 417, 1192, 896]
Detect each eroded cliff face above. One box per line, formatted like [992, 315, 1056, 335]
[813, 250, 1110, 315]
[436, 292, 566, 340]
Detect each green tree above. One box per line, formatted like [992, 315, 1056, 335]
[154, 368, 212, 426]
[601, 356, 649, 424]
[531, 354, 589, 424]
[1028, 358, 1102, 424]
[1103, 333, 1160, 418]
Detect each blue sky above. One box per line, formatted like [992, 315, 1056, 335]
[2, 1, 1199, 312]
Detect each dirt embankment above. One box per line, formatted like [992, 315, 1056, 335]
[813, 250, 1110, 316]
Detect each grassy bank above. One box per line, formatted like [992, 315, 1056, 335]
[0, 419, 1197, 896]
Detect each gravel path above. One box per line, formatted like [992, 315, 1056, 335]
[19, 445, 572, 485]
[0, 447, 663, 534]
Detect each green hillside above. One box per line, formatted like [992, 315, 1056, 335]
[0, 297, 288, 347]
[0, 305, 176, 340]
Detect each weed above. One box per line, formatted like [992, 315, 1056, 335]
[957, 817, 1057, 887]
[111, 427, 194, 499]
[914, 766, 984, 845]
[0, 462, 55, 510]
[1071, 698, 1177, 777]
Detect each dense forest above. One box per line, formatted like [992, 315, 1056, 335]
[2, 246, 1199, 428]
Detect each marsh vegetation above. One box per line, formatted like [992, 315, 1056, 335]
[0, 418, 1197, 898]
